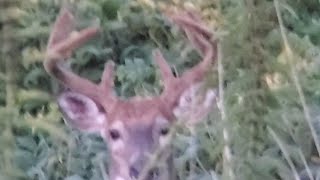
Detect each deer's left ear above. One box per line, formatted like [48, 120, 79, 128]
[57, 91, 107, 133]
[173, 83, 217, 125]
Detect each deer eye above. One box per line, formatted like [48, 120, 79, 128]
[109, 129, 121, 140]
[160, 127, 170, 136]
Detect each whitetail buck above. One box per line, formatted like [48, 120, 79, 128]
[44, 8, 217, 180]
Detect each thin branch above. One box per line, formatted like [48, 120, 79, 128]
[217, 41, 234, 180]
[215, 0, 234, 177]
[282, 114, 314, 180]
[268, 127, 300, 180]
[298, 150, 315, 180]
[274, 0, 320, 157]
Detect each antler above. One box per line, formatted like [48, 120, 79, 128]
[45, 8, 216, 115]
[155, 11, 217, 109]
[44, 8, 116, 108]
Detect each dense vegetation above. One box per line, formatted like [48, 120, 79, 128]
[1, 0, 320, 179]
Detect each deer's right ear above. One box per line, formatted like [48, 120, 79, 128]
[57, 92, 107, 133]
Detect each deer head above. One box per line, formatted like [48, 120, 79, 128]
[44, 8, 217, 180]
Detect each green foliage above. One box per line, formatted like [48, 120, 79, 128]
[1, 0, 320, 179]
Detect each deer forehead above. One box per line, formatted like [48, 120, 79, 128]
[107, 99, 173, 125]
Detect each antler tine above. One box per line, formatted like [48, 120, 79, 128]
[182, 33, 216, 83]
[153, 49, 175, 89]
[47, 8, 75, 49]
[44, 8, 116, 105]
[182, 24, 207, 56]
[100, 61, 115, 89]
[157, 10, 217, 108]
[98, 61, 118, 107]
[167, 11, 212, 40]
[172, 11, 217, 82]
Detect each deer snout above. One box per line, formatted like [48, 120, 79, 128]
[129, 166, 140, 178]
[129, 166, 159, 179]
[129, 157, 159, 179]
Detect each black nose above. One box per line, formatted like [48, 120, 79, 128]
[129, 166, 140, 178]
[148, 168, 160, 179]
[130, 166, 160, 179]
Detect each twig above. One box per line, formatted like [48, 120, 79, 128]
[268, 127, 300, 180]
[214, 0, 235, 177]
[298, 150, 315, 180]
[274, 0, 320, 157]
[283, 114, 314, 180]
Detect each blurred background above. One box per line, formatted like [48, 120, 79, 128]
[1, 0, 320, 179]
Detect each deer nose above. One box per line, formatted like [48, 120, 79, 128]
[129, 166, 140, 178]
[129, 166, 159, 179]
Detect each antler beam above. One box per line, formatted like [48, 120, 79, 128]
[44, 8, 116, 107]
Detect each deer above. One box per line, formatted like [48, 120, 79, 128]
[44, 7, 218, 180]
